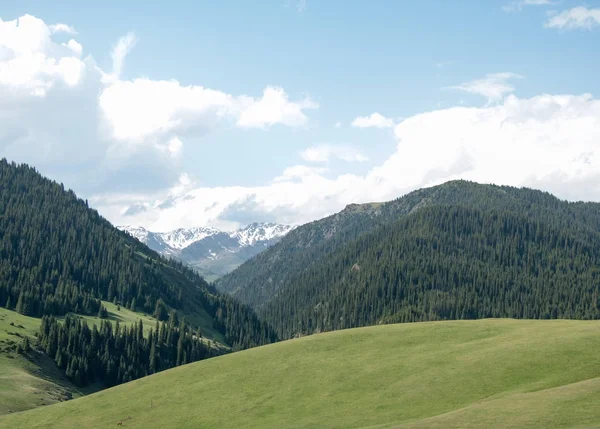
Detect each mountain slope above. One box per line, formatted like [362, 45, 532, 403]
[216, 180, 600, 337]
[2, 319, 599, 429]
[262, 204, 600, 338]
[0, 158, 277, 404]
[0, 159, 275, 350]
[119, 223, 294, 279]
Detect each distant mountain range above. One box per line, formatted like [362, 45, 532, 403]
[118, 223, 295, 281]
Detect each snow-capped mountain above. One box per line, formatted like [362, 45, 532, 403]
[118, 222, 295, 280]
[232, 223, 295, 247]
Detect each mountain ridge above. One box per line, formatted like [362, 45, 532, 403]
[216, 180, 600, 338]
[118, 222, 295, 280]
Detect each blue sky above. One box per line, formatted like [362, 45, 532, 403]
[1, 1, 600, 230]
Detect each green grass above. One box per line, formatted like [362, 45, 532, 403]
[0, 309, 96, 416]
[1, 319, 599, 429]
[0, 303, 226, 417]
[68, 301, 160, 336]
[66, 302, 226, 351]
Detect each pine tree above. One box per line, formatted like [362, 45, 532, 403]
[15, 292, 25, 315]
[149, 341, 157, 374]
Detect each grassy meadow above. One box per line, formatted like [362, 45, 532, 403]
[1, 319, 599, 428]
[0, 301, 225, 416]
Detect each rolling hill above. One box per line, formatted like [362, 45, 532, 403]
[216, 181, 600, 338]
[1, 319, 599, 429]
[0, 302, 179, 415]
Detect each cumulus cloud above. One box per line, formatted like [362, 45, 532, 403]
[546, 7, 600, 30]
[446, 72, 523, 105]
[300, 144, 368, 163]
[102, 92, 600, 231]
[98, 78, 236, 142]
[351, 112, 394, 129]
[0, 13, 317, 199]
[236, 86, 318, 128]
[98, 81, 316, 150]
[49, 23, 77, 34]
[5, 13, 600, 234]
[0, 14, 86, 96]
[64, 39, 83, 57]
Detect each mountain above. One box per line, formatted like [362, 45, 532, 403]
[3, 319, 600, 429]
[0, 159, 276, 390]
[118, 223, 294, 280]
[216, 180, 600, 338]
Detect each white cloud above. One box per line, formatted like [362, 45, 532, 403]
[98, 78, 236, 142]
[274, 165, 329, 182]
[0, 14, 86, 96]
[446, 72, 523, 104]
[236, 86, 318, 128]
[64, 39, 83, 57]
[545, 7, 600, 30]
[0, 13, 317, 201]
[351, 112, 394, 129]
[6, 14, 600, 234]
[49, 23, 77, 34]
[102, 32, 137, 83]
[103, 93, 600, 231]
[300, 144, 368, 163]
[155, 137, 183, 159]
[503, 0, 555, 13]
[98, 81, 316, 148]
[334, 121, 341, 128]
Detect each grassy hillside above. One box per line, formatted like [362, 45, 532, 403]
[0, 302, 218, 416]
[0, 309, 97, 415]
[2, 319, 600, 429]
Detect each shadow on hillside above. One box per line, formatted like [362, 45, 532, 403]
[22, 349, 104, 399]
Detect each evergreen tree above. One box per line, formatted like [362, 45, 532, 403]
[0, 159, 276, 350]
[15, 292, 25, 315]
[38, 315, 214, 388]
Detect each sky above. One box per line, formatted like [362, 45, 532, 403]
[1, 0, 600, 232]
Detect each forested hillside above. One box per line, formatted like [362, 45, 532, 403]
[217, 181, 600, 338]
[0, 159, 276, 389]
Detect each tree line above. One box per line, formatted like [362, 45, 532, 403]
[38, 312, 212, 387]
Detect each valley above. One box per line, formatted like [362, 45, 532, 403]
[118, 223, 294, 281]
[2, 163, 600, 428]
[2, 3, 599, 427]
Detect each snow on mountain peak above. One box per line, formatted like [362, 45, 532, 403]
[117, 222, 294, 278]
[118, 222, 293, 250]
[118, 225, 150, 242]
[230, 222, 296, 246]
[160, 226, 221, 250]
